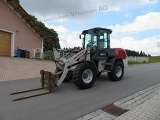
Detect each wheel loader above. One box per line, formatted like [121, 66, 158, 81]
[11, 27, 128, 101]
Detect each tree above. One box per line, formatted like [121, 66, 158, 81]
[30, 15, 60, 51]
[125, 49, 149, 56]
[140, 51, 143, 56]
[16, 0, 20, 4]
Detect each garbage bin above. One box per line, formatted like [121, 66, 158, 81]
[21, 50, 25, 57]
[17, 49, 26, 57]
[17, 49, 22, 57]
[25, 50, 30, 58]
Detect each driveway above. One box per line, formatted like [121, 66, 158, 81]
[0, 57, 55, 82]
[0, 57, 160, 120]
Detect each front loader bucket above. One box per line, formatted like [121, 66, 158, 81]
[10, 70, 55, 101]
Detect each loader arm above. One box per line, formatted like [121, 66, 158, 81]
[53, 47, 60, 59]
[56, 48, 90, 86]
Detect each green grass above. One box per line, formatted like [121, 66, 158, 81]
[149, 56, 160, 63]
[128, 61, 148, 66]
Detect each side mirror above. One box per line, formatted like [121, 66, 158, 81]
[158, 42, 160, 47]
[79, 34, 84, 39]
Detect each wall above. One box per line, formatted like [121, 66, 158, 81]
[128, 56, 149, 62]
[0, 1, 42, 57]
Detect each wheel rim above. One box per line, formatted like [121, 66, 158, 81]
[116, 66, 122, 77]
[82, 69, 93, 83]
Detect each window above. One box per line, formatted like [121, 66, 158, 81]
[84, 34, 97, 50]
[84, 34, 91, 48]
[99, 33, 108, 49]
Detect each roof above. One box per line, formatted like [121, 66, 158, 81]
[82, 27, 112, 34]
[4, 0, 51, 43]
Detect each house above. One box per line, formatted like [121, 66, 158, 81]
[0, 0, 51, 58]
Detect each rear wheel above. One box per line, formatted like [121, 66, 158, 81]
[108, 61, 124, 81]
[73, 63, 96, 89]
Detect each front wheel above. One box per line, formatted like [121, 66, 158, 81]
[108, 62, 124, 81]
[73, 63, 96, 89]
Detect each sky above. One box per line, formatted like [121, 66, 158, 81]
[19, 0, 160, 56]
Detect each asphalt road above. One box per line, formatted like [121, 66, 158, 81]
[0, 63, 160, 120]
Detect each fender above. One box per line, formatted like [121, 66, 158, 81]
[106, 57, 123, 71]
[67, 60, 98, 74]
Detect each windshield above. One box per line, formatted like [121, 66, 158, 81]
[83, 31, 109, 49]
[84, 34, 97, 50]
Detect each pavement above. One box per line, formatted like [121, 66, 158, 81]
[0, 56, 160, 120]
[77, 83, 160, 120]
[0, 56, 55, 81]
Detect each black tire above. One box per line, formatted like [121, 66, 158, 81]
[96, 72, 102, 77]
[73, 63, 96, 89]
[108, 61, 124, 81]
[55, 67, 72, 82]
[63, 71, 73, 82]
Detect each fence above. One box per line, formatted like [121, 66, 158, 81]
[128, 56, 149, 63]
[43, 51, 54, 60]
[43, 49, 70, 60]
[33, 48, 43, 59]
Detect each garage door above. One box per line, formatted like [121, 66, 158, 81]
[0, 31, 11, 56]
